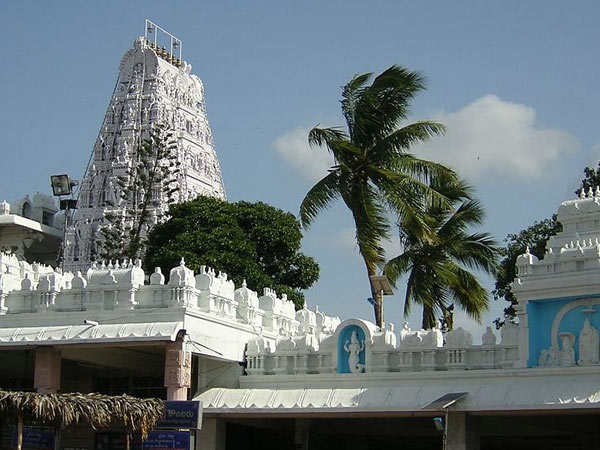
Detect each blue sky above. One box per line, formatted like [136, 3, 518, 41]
[1, 1, 600, 339]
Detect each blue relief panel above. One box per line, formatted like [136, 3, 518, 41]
[527, 294, 600, 367]
[337, 324, 366, 374]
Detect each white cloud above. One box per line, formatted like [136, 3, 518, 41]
[334, 227, 357, 250]
[414, 95, 579, 181]
[274, 127, 334, 182]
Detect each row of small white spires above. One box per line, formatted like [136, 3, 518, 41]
[578, 186, 600, 199]
[0, 254, 341, 336]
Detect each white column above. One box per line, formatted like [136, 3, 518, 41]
[34, 347, 61, 394]
[294, 419, 310, 450]
[196, 418, 225, 450]
[446, 412, 479, 450]
[164, 340, 192, 400]
[515, 300, 529, 368]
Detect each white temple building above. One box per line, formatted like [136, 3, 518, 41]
[1, 21, 600, 450]
[0, 194, 62, 266]
[0, 191, 599, 449]
[64, 22, 226, 273]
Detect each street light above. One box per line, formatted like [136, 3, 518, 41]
[422, 392, 468, 450]
[50, 174, 79, 270]
[50, 174, 72, 196]
[368, 275, 394, 325]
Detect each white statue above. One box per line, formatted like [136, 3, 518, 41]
[578, 318, 599, 365]
[538, 349, 549, 367]
[344, 330, 365, 373]
[547, 345, 558, 367]
[559, 332, 576, 366]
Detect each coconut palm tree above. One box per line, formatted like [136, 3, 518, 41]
[299, 65, 457, 327]
[385, 178, 499, 329]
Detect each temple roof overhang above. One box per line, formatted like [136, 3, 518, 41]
[196, 367, 600, 416]
[0, 321, 183, 347]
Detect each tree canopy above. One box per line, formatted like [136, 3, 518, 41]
[144, 196, 319, 309]
[576, 161, 600, 196]
[493, 216, 561, 328]
[299, 65, 457, 327]
[386, 178, 498, 329]
[492, 161, 600, 327]
[100, 123, 180, 262]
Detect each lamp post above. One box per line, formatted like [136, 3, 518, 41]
[422, 392, 468, 450]
[50, 174, 78, 271]
[369, 275, 393, 327]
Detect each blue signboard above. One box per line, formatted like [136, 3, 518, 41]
[157, 401, 202, 430]
[142, 431, 190, 450]
[11, 427, 55, 450]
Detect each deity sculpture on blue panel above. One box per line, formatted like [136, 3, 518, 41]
[558, 332, 575, 366]
[337, 325, 366, 374]
[578, 318, 599, 365]
[345, 330, 365, 373]
[538, 304, 600, 367]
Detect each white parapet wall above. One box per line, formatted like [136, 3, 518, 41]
[245, 317, 519, 376]
[0, 255, 339, 362]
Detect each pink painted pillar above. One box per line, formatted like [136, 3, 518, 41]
[164, 340, 192, 400]
[34, 347, 61, 394]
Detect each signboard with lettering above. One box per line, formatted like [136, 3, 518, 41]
[11, 427, 55, 450]
[156, 401, 202, 430]
[142, 431, 190, 450]
[95, 432, 141, 450]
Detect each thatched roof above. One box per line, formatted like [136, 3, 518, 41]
[0, 390, 164, 438]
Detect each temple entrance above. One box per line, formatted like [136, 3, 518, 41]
[218, 413, 600, 450]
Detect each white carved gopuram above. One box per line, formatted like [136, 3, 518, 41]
[64, 22, 226, 273]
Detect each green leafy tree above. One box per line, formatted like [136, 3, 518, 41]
[385, 178, 499, 329]
[100, 123, 180, 261]
[299, 65, 456, 327]
[576, 162, 600, 196]
[493, 161, 600, 328]
[493, 216, 562, 328]
[144, 196, 319, 309]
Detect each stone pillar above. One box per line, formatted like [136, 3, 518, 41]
[164, 340, 192, 400]
[294, 419, 310, 450]
[196, 418, 225, 450]
[446, 412, 480, 450]
[34, 347, 61, 394]
[515, 301, 529, 368]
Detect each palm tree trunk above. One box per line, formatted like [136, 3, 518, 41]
[422, 306, 435, 330]
[364, 258, 384, 328]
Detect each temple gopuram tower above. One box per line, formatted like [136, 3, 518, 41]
[64, 21, 225, 272]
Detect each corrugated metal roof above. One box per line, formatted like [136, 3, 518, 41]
[196, 372, 600, 414]
[0, 321, 183, 346]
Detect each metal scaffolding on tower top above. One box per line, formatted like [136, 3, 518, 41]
[145, 19, 182, 60]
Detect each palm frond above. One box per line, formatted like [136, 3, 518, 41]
[308, 126, 348, 150]
[299, 171, 341, 228]
[446, 265, 491, 322]
[352, 66, 428, 146]
[371, 121, 446, 161]
[341, 72, 373, 138]
[343, 183, 389, 265]
[385, 252, 412, 287]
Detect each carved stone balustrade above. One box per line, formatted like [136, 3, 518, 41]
[245, 319, 520, 376]
[0, 253, 338, 364]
